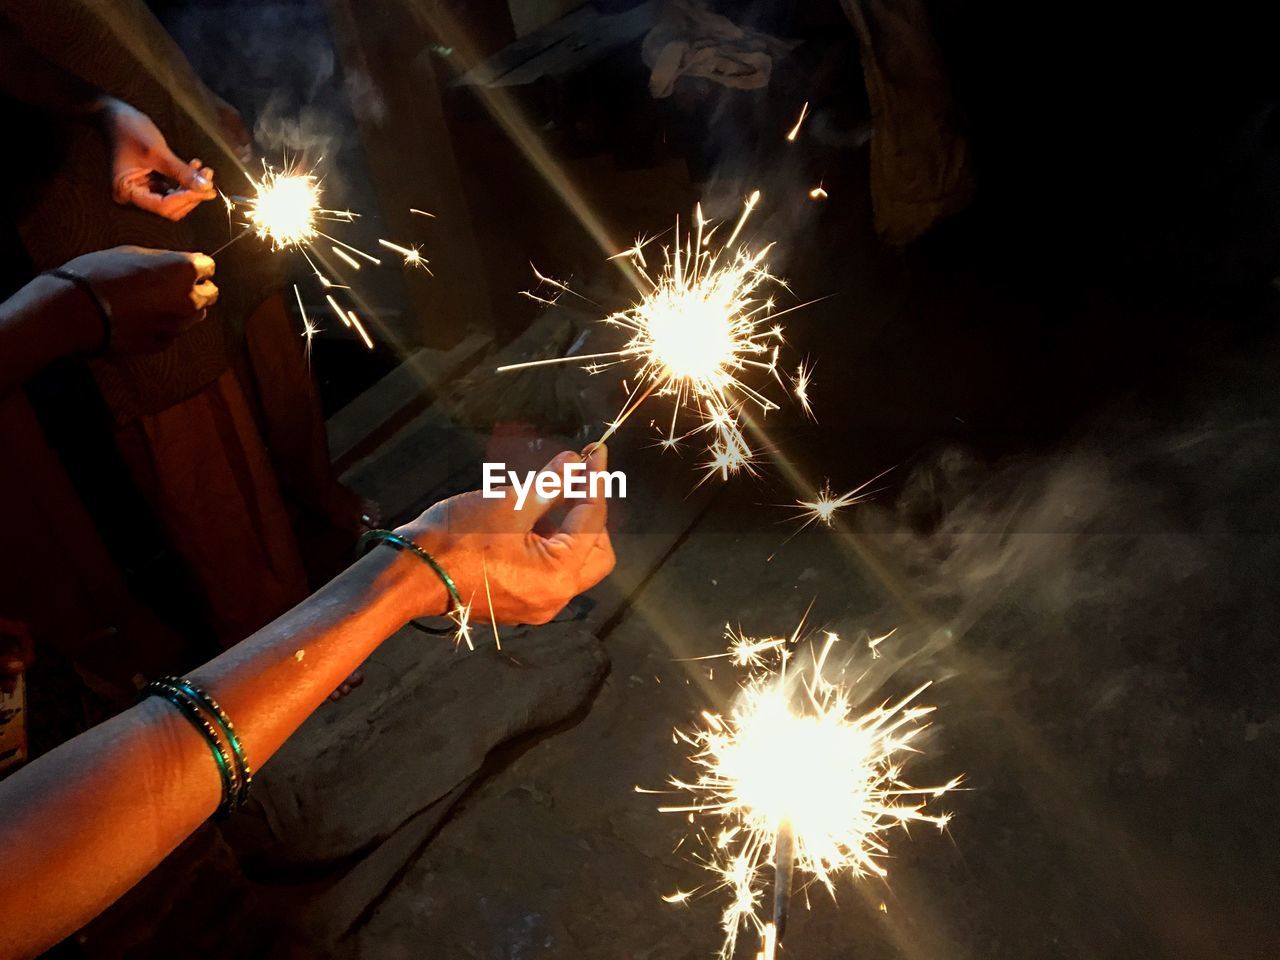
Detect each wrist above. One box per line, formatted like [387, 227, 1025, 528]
[34, 272, 103, 357]
[78, 94, 122, 128]
[365, 528, 452, 621]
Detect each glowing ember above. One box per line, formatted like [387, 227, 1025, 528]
[651, 627, 959, 959]
[499, 192, 812, 481]
[786, 102, 810, 142]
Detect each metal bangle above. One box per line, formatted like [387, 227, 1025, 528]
[45, 267, 112, 357]
[357, 528, 463, 615]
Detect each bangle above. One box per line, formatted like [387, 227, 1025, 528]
[162, 676, 253, 808]
[146, 681, 239, 818]
[357, 528, 463, 616]
[46, 267, 112, 357]
[145, 676, 252, 817]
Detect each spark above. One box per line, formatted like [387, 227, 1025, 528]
[790, 360, 815, 419]
[788, 472, 886, 531]
[482, 555, 501, 651]
[450, 596, 474, 651]
[347, 310, 375, 351]
[378, 238, 432, 273]
[786, 102, 810, 142]
[331, 246, 362, 271]
[656, 625, 959, 959]
[808, 184, 828, 201]
[226, 159, 416, 354]
[498, 193, 811, 479]
[410, 208, 436, 218]
[294, 284, 320, 367]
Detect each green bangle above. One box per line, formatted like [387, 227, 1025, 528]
[160, 676, 253, 810]
[357, 528, 463, 615]
[146, 682, 238, 818]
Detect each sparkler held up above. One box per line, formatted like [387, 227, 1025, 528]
[218, 161, 436, 353]
[498, 193, 817, 482]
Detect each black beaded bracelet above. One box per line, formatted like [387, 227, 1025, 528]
[45, 267, 112, 357]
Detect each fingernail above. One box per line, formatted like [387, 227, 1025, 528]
[193, 173, 210, 188]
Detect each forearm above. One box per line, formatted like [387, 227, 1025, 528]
[0, 546, 445, 958]
[0, 274, 100, 394]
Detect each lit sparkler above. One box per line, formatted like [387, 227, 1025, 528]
[498, 193, 813, 481]
[221, 160, 434, 353]
[651, 626, 959, 959]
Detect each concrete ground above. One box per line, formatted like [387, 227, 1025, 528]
[344, 331, 1280, 960]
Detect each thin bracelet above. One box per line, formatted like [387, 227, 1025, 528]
[158, 676, 253, 809]
[45, 268, 112, 357]
[357, 528, 463, 615]
[145, 682, 239, 818]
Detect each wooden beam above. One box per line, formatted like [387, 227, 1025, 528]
[324, 0, 494, 348]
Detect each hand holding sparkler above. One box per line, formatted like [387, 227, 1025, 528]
[92, 97, 217, 221]
[56, 246, 218, 354]
[396, 445, 615, 626]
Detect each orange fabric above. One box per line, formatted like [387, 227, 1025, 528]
[114, 369, 310, 647]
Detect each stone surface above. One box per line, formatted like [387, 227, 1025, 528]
[223, 622, 609, 870]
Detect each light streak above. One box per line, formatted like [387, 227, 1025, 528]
[378, 238, 432, 273]
[654, 624, 960, 958]
[786, 102, 810, 142]
[808, 184, 828, 201]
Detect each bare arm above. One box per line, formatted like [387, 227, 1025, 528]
[0, 247, 218, 395]
[0, 446, 614, 958]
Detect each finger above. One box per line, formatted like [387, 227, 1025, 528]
[117, 179, 171, 217]
[191, 278, 219, 310]
[154, 147, 213, 193]
[189, 252, 217, 281]
[559, 443, 610, 537]
[512, 450, 581, 531]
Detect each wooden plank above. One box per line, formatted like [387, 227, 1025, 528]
[325, 0, 494, 348]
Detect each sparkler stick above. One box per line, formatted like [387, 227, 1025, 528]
[210, 226, 252, 257]
[771, 820, 795, 940]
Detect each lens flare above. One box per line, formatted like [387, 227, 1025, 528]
[650, 626, 960, 959]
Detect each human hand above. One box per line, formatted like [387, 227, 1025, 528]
[399, 445, 616, 625]
[0, 619, 32, 696]
[94, 97, 217, 221]
[59, 246, 218, 354]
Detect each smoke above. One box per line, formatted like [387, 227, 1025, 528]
[821, 337, 1280, 956]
